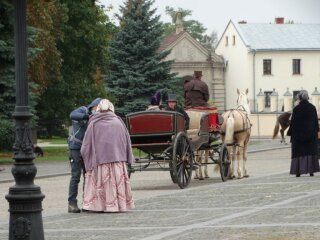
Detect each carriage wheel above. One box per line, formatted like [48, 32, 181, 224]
[219, 144, 229, 182]
[169, 163, 177, 183]
[172, 132, 193, 189]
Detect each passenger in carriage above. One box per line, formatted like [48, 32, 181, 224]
[165, 94, 190, 130]
[146, 90, 162, 111]
[287, 90, 320, 177]
[184, 71, 209, 108]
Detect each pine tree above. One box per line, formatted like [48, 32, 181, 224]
[107, 0, 178, 117]
[0, 1, 15, 119]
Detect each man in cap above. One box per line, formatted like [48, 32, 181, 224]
[67, 97, 101, 213]
[184, 71, 209, 108]
[165, 94, 190, 130]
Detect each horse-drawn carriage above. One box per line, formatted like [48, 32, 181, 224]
[125, 108, 230, 189]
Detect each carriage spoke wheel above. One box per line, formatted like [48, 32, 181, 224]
[169, 163, 177, 183]
[219, 144, 229, 182]
[172, 132, 193, 189]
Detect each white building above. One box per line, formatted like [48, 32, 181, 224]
[215, 18, 320, 113]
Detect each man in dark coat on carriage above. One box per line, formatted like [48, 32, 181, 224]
[165, 94, 190, 130]
[184, 71, 209, 108]
[287, 90, 319, 177]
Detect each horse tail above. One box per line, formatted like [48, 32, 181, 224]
[224, 116, 235, 144]
[272, 117, 280, 139]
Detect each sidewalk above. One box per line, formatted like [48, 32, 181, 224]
[1, 146, 319, 240]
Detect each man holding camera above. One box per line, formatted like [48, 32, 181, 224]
[67, 97, 101, 213]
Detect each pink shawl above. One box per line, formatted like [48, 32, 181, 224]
[81, 111, 134, 171]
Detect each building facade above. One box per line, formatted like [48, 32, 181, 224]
[159, 15, 226, 110]
[215, 18, 320, 113]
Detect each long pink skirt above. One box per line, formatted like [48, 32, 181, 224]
[83, 162, 135, 212]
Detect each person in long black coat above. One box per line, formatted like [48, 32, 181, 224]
[287, 90, 320, 177]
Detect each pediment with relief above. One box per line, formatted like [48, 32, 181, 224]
[165, 36, 209, 62]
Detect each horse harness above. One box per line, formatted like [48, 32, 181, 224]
[221, 106, 252, 148]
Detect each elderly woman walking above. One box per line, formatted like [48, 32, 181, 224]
[288, 90, 320, 177]
[81, 99, 135, 212]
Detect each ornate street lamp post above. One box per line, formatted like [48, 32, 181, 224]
[5, 0, 45, 239]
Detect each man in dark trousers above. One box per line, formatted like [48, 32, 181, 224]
[184, 71, 209, 108]
[165, 94, 190, 130]
[68, 97, 101, 213]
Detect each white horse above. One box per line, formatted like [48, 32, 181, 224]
[220, 88, 251, 179]
[194, 150, 209, 180]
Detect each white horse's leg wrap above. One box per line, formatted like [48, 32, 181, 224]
[237, 146, 244, 178]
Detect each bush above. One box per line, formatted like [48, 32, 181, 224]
[0, 119, 15, 151]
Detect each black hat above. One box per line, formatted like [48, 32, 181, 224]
[150, 90, 162, 105]
[167, 94, 177, 102]
[194, 71, 202, 78]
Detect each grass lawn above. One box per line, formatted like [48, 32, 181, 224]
[0, 138, 264, 165]
[38, 137, 68, 144]
[0, 147, 69, 164]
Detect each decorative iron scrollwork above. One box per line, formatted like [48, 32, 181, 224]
[13, 122, 33, 155]
[13, 217, 31, 239]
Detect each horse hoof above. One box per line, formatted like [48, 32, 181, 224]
[228, 175, 235, 179]
[244, 174, 249, 178]
[194, 176, 199, 179]
[205, 176, 210, 179]
[237, 175, 244, 179]
[199, 177, 204, 180]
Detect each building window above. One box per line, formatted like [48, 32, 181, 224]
[225, 36, 228, 46]
[263, 59, 272, 75]
[232, 35, 235, 45]
[292, 59, 301, 74]
[264, 91, 272, 107]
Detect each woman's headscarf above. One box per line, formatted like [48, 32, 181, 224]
[298, 90, 309, 101]
[96, 99, 115, 113]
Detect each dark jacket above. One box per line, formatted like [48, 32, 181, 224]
[184, 78, 209, 108]
[165, 105, 190, 130]
[287, 100, 319, 158]
[68, 106, 90, 150]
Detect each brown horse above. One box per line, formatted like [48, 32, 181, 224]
[272, 112, 291, 144]
[220, 89, 251, 179]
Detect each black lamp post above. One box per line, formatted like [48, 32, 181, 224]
[5, 0, 45, 239]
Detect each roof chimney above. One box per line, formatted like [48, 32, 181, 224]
[275, 17, 284, 24]
[238, 20, 247, 24]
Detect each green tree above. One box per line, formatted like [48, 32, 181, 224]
[0, 1, 15, 120]
[27, 0, 67, 93]
[36, 0, 116, 136]
[0, 1, 39, 148]
[107, 0, 178, 117]
[163, 7, 207, 42]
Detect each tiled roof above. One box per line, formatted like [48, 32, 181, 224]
[158, 31, 185, 52]
[234, 21, 320, 51]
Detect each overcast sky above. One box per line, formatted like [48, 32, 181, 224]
[99, 0, 320, 37]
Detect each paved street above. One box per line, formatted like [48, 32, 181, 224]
[1, 141, 320, 239]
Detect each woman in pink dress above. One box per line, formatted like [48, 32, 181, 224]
[81, 99, 135, 212]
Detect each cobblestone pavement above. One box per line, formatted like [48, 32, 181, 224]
[2, 142, 319, 240]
